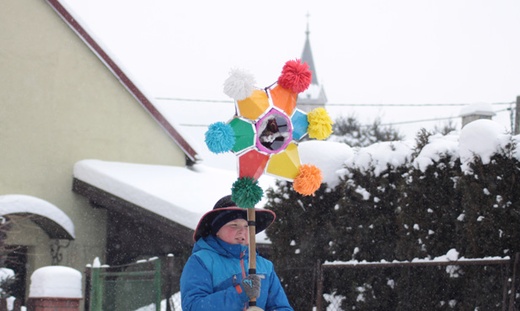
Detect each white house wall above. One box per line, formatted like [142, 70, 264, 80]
[0, 0, 188, 301]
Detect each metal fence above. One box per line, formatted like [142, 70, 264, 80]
[84, 253, 520, 311]
[314, 254, 520, 311]
[85, 256, 181, 311]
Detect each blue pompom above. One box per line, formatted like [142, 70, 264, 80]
[205, 122, 236, 154]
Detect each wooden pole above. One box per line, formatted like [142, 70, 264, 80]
[246, 208, 263, 311]
[248, 208, 257, 276]
[515, 96, 520, 135]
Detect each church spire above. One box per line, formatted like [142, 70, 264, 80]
[301, 13, 319, 85]
[297, 13, 328, 113]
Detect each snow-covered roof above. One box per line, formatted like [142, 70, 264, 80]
[0, 195, 75, 239]
[73, 160, 277, 243]
[459, 103, 496, 117]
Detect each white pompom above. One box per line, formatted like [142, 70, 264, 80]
[223, 68, 256, 100]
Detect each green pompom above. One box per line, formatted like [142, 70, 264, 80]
[231, 177, 263, 208]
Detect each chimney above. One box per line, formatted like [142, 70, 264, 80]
[459, 103, 496, 128]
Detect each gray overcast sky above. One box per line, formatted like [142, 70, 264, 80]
[62, 0, 520, 138]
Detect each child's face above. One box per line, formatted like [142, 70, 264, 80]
[217, 218, 249, 245]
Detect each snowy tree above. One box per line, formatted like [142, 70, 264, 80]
[265, 182, 341, 311]
[266, 120, 520, 309]
[397, 130, 463, 259]
[331, 140, 409, 310]
[329, 115, 404, 147]
[392, 130, 464, 310]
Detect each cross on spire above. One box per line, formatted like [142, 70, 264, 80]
[306, 12, 310, 37]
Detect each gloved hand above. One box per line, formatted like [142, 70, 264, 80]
[241, 274, 265, 300]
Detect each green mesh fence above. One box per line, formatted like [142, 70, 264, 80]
[89, 259, 162, 311]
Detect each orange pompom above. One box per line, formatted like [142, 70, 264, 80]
[293, 164, 323, 196]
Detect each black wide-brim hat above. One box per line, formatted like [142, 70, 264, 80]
[193, 195, 276, 241]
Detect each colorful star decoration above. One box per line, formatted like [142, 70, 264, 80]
[204, 59, 333, 208]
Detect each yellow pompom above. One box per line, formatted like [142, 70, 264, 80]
[293, 164, 323, 196]
[307, 107, 333, 140]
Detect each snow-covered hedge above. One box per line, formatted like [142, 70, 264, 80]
[267, 120, 520, 310]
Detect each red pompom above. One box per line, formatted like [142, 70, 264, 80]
[277, 59, 312, 93]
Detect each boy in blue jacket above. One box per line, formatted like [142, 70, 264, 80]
[180, 195, 294, 311]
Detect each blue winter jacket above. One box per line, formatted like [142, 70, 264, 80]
[180, 235, 294, 311]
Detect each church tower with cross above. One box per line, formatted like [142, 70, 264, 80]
[297, 15, 328, 113]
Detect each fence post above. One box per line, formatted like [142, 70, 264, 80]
[166, 255, 174, 311]
[27, 266, 82, 311]
[502, 259, 511, 311]
[509, 253, 520, 311]
[90, 266, 102, 311]
[154, 259, 162, 311]
[310, 261, 317, 310]
[315, 260, 324, 311]
[84, 267, 91, 311]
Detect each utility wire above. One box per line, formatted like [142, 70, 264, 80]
[179, 113, 506, 128]
[156, 97, 233, 103]
[157, 96, 514, 128]
[379, 116, 458, 126]
[326, 101, 513, 107]
[156, 96, 513, 107]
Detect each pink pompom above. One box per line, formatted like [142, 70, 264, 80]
[277, 59, 312, 93]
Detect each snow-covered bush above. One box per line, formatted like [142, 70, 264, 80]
[267, 120, 519, 310]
